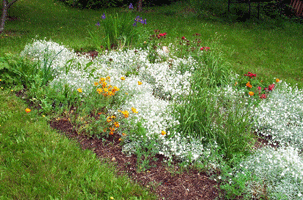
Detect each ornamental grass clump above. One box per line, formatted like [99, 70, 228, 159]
[90, 12, 146, 51]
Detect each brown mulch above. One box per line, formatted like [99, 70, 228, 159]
[50, 118, 221, 200]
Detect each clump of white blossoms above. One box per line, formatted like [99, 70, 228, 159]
[231, 146, 303, 200]
[252, 81, 303, 149]
[19, 39, 208, 162]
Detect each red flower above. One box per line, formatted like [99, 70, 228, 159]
[200, 47, 210, 51]
[182, 36, 186, 40]
[268, 84, 275, 91]
[260, 94, 267, 99]
[244, 72, 256, 78]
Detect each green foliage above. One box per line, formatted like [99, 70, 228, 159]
[89, 12, 146, 50]
[174, 46, 255, 160]
[0, 55, 39, 89]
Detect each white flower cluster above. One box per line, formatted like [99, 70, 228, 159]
[252, 82, 303, 149]
[20, 40, 209, 162]
[233, 147, 303, 200]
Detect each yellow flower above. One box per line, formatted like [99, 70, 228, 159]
[249, 91, 254, 96]
[99, 77, 106, 83]
[0, 79, 2, 81]
[106, 76, 110, 82]
[161, 131, 166, 136]
[104, 88, 109, 92]
[106, 117, 111, 122]
[119, 138, 123, 141]
[108, 91, 113, 96]
[97, 88, 103, 94]
[112, 86, 119, 92]
[42, 115, 45, 117]
[94, 82, 99, 86]
[235, 82, 238, 86]
[121, 77, 125, 80]
[138, 81, 142, 85]
[111, 116, 116, 119]
[276, 78, 280, 83]
[125, 92, 128, 95]
[77, 88, 82, 93]
[119, 110, 129, 118]
[25, 108, 31, 113]
[108, 85, 112, 89]
[110, 197, 114, 200]
[131, 107, 138, 113]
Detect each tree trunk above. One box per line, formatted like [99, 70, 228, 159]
[137, 0, 142, 12]
[0, 0, 19, 34]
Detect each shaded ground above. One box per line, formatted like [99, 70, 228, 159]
[50, 118, 221, 200]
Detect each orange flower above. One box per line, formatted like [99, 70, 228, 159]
[276, 78, 280, 83]
[99, 77, 105, 83]
[249, 91, 254, 96]
[138, 81, 142, 85]
[161, 131, 166, 136]
[109, 127, 115, 132]
[106, 117, 111, 122]
[102, 82, 107, 88]
[25, 108, 31, 113]
[114, 122, 119, 128]
[122, 133, 127, 136]
[106, 76, 110, 81]
[235, 82, 238, 86]
[119, 138, 123, 141]
[246, 82, 252, 88]
[108, 91, 113, 96]
[109, 132, 114, 135]
[94, 82, 99, 86]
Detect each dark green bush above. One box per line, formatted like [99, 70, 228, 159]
[56, 0, 179, 9]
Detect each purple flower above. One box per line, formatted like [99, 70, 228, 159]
[96, 21, 100, 26]
[133, 22, 137, 27]
[102, 13, 106, 19]
[129, 3, 133, 9]
[143, 19, 147, 24]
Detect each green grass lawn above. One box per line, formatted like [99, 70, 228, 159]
[0, 89, 155, 199]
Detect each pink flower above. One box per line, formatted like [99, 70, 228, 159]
[200, 47, 204, 50]
[257, 86, 262, 90]
[182, 36, 185, 40]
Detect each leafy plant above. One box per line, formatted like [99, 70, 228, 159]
[89, 12, 147, 51]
